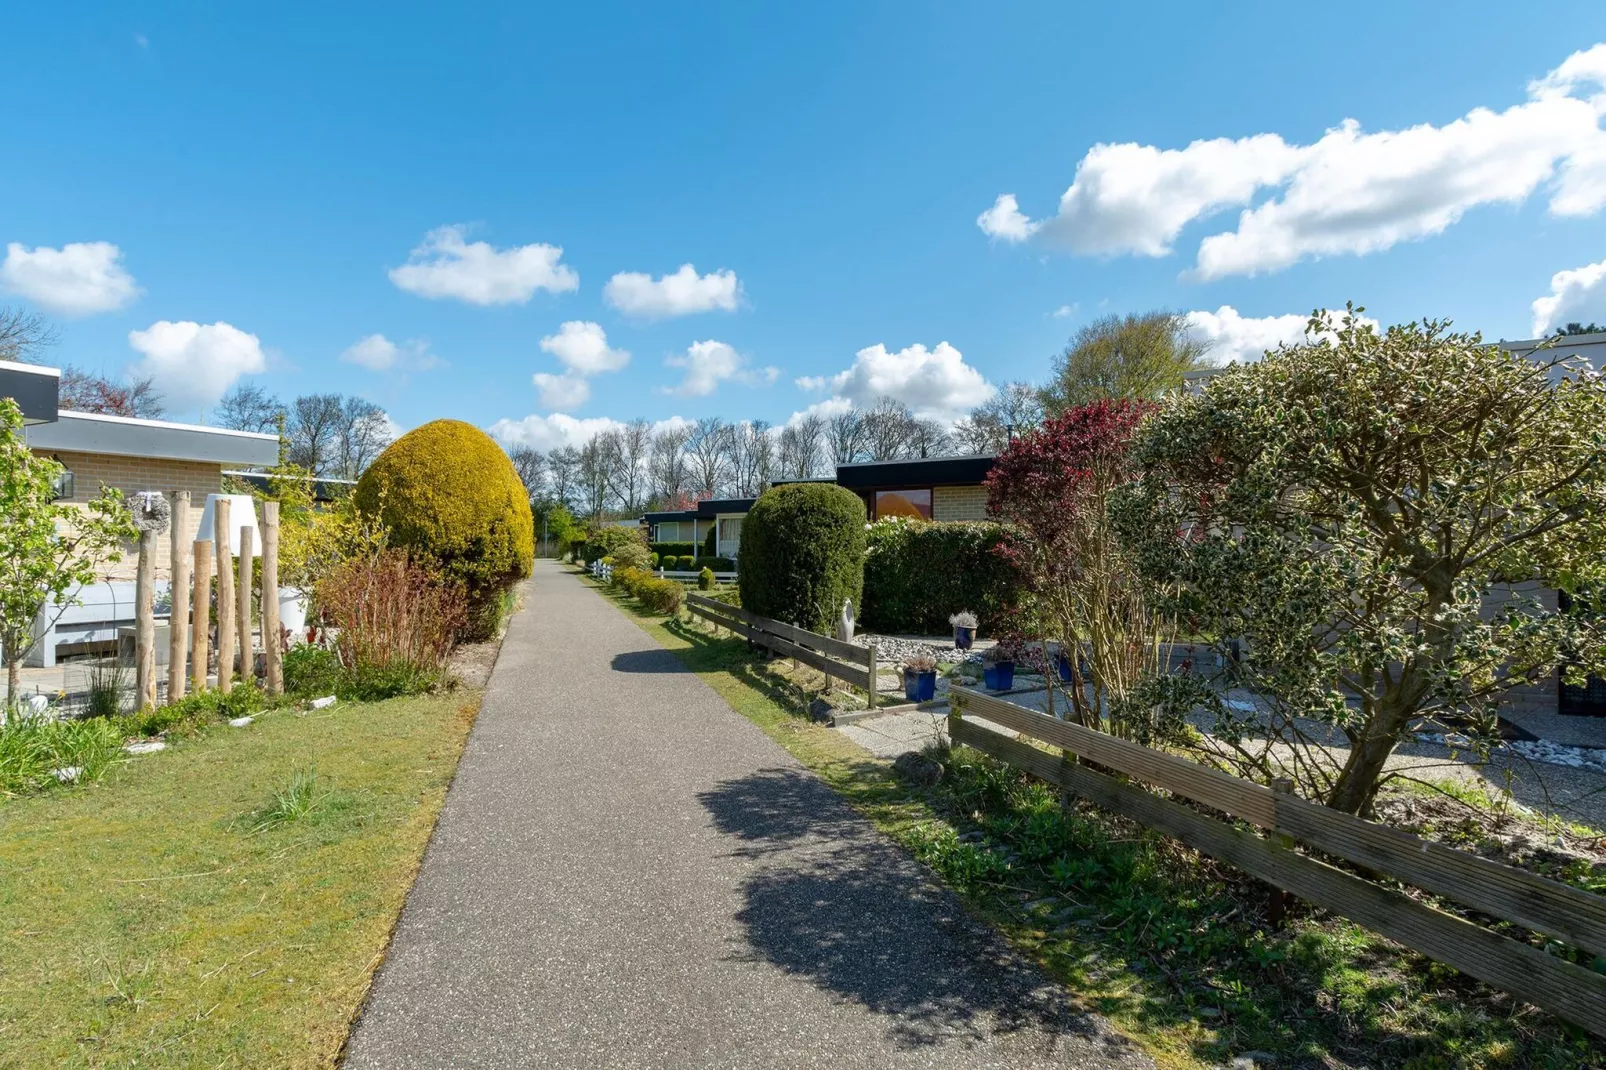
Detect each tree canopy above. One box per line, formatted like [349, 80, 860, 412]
[1042, 311, 1209, 414]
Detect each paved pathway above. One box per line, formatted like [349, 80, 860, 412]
[345, 561, 1148, 1069]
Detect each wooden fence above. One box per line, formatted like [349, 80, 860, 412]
[684, 594, 881, 706]
[946, 685, 1606, 1036]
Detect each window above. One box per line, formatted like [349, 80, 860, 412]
[718, 516, 744, 554]
[874, 489, 932, 520]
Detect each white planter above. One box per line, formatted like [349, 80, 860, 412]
[278, 588, 308, 637]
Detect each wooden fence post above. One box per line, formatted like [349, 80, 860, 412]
[237, 525, 254, 680]
[1268, 777, 1296, 928]
[191, 539, 212, 694]
[134, 525, 157, 710]
[214, 498, 234, 694]
[167, 491, 191, 702]
[866, 641, 878, 709]
[262, 501, 281, 695]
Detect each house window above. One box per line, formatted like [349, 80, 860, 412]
[873, 489, 932, 520]
[717, 516, 744, 555]
[656, 521, 685, 542]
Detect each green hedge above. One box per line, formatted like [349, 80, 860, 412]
[862, 517, 1021, 635]
[650, 541, 695, 559]
[582, 526, 646, 564]
[738, 483, 865, 633]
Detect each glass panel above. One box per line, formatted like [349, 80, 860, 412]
[874, 489, 932, 520]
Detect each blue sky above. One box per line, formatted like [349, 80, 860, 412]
[5, 2, 1606, 450]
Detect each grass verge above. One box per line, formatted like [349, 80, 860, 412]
[584, 571, 1605, 1070]
[0, 690, 478, 1067]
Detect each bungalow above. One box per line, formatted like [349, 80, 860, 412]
[642, 497, 758, 560]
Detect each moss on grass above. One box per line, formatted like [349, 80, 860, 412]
[0, 691, 478, 1067]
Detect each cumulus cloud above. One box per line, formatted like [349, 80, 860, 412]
[1532, 256, 1606, 335]
[976, 194, 1040, 242]
[662, 340, 778, 397]
[1, 241, 140, 315]
[540, 320, 629, 375]
[339, 333, 440, 372]
[1182, 305, 1381, 365]
[531, 371, 591, 411]
[489, 413, 689, 453]
[983, 43, 1606, 277]
[388, 225, 578, 305]
[798, 342, 994, 424]
[604, 264, 742, 318]
[127, 320, 266, 414]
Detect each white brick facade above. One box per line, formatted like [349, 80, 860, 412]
[933, 484, 987, 521]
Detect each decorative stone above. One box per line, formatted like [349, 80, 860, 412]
[229, 716, 254, 727]
[124, 740, 166, 755]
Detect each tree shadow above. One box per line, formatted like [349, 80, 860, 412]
[697, 767, 1146, 1062]
[609, 649, 691, 674]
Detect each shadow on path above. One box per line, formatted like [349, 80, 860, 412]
[698, 767, 1144, 1061]
[609, 648, 693, 674]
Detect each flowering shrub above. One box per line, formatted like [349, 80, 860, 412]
[315, 550, 466, 697]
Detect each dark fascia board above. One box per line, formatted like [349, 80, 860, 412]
[0, 359, 60, 424]
[834, 454, 996, 490]
[643, 509, 700, 523]
[696, 497, 757, 518]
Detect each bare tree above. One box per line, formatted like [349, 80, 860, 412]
[686, 417, 731, 496]
[730, 420, 773, 496]
[215, 383, 285, 434]
[778, 415, 825, 479]
[605, 419, 652, 512]
[861, 397, 916, 461]
[907, 418, 952, 458]
[58, 368, 165, 418]
[287, 394, 345, 476]
[577, 434, 612, 519]
[954, 380, 1044, 452]
[649, 424, 692, 504]
[548, 445, 582, 509]
[0, 306, 56, 363]
[826, 408, 865, 466]
[332, 397, 392, 478]
[509, 446, 548, 502]
[951, 416, 996, 454]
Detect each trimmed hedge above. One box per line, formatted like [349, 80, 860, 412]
[738, 483, 866, 633]
[862, 517, 1022, 635]
[694, 556, 735, 572]
[650, 541, 695, 559]
[675, 555, 696, 570]
[702, 526, 717, 557]
[581, 526, 647, 564]
[611, 565, 683, 615]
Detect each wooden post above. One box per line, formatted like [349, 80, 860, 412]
[134, 526, 158, 710]
[1268, 777, 1296, 928]
[866, 640, 878, 710]
[191, 539, 212, 695]
[262, 501, 282, 695]
[167, 492, 191, 702]
[237, 525, 254, 681]
[215, 498, 234, 694]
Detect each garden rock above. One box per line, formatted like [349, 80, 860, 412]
[1230, 1054, 1276, 1069]
[807, 697, 835, 723]
[892, 750, 944, 787]
[310, 696, 337, 710]
[51, 766, 82, 783]
[124, 740, 166, 755]
[229, 716, 254, 727]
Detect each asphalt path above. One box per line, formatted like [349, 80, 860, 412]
[344, 560, 1149, 1069]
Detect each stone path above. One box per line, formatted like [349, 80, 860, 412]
[343, 560, 1149, 1069]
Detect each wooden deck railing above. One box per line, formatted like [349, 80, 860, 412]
[684, 594, 880, 706]
[947, 685, 1606, 1037]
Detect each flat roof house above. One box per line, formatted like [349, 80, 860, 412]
[643, 497, 758, 559]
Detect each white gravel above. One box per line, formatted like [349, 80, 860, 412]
[1419, 731, 1606, 774]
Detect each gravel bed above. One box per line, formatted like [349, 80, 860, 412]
[1420, 732, 1606, 774]
[851, 634, 981, 666]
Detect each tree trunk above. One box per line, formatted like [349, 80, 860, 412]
[6, 653, 18, 709]
[1327, 727, 1399, 815]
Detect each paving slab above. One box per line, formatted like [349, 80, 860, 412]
[343, 560, 1150, 1069]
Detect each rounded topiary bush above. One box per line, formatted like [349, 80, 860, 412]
[354, 420, 534, 635]
[738, 483, 866, 633]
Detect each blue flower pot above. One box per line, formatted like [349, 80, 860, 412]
[983, 662, 1015, 691]
[953, 626, 975, 650]
[903, 669, 937, 703]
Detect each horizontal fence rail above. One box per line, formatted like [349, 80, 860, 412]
[948, 685, 1606, 1037]
[657, 569, 739, 583]
[685, 594, 879, 702]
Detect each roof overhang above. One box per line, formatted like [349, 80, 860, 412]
[0, 360, 60, 424]
[834, 454, 996, 489]
[25, 410, 279, 467]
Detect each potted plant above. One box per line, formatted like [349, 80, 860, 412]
[949, 610, 978, 650]
[903, 654, 938, 702]
[982, 644, 1015, 691]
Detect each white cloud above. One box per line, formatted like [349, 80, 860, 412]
[489, 413, 690, 453]
[662, 340, 778, 397]
[1051, 303, 1078, 319]
[2, 241, 141, 315]
[388, 225, 578, 305]
[799, 342, 994, 424]
[339, 333, 440, 372]
[540, 320, 629, 375]
[1183, 305, 1381, 365]
[604, 264, 742, 318]
[984, 44, 1606, 278]
[976, 194, 1041, 243]
[531, 371, 591, 411]
[127, 320, 265, 413]
[1532, 256, 1606, 335]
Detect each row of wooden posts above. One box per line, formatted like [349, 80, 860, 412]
[131, 492, 284, 710]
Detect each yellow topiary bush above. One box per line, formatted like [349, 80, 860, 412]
[354, 420, 534, 631]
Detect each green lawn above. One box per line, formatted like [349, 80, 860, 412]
[586, 572, 1606, 1070]
[0, 691, 478, 1068]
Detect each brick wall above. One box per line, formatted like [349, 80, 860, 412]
[39, 449, 228, 583]
[933, 484, 987, 521]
